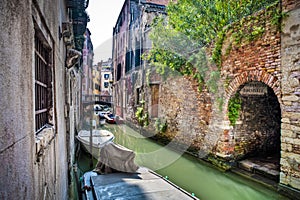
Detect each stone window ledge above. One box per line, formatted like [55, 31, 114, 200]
[35, 127, 56, 162]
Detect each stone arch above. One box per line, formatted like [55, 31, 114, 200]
[223, 70, 281, 115]
[215, 70, 282, 158]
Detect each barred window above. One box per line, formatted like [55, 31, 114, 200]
[104, 82, 109, 88]
[35, 33, 53, 133]
[104, 74, 109, 80]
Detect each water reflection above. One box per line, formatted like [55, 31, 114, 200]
[106, 124, 290, 200]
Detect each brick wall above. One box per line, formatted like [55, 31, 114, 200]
[156, 75, 211, 153]
[217, 3, 282, 157]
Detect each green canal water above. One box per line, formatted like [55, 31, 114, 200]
[78, 124, 290, 200]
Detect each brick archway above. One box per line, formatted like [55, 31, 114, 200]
[224, 70, 281, 114]
[216, 70, 282, 157]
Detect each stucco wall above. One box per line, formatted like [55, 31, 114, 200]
[0, 0, 70, 199]
[0, 0, 35, 199]
[113, 4, 129, 117]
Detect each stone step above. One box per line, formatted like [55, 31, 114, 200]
[238, 159, 279, 181]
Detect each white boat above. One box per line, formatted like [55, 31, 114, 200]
[76, 129, 115, 159]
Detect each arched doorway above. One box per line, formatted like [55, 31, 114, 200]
[232, 81, 281, 181]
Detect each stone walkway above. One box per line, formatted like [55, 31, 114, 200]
[82, 167, 199, 200]
[237, 155, 280, 182]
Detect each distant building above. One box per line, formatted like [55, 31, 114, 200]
[92, 59, 113, 104]
[93, 63, 101, 101]
[112, 0, 168, 118]
[81, 29, 94, 103]
[100, 58, 113, 103]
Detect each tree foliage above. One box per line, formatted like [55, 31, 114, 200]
[167, 0, 276, 43]
[145, 0, 278, 92]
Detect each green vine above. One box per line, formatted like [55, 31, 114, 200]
[228, 93, 242, 126]
[212, 30, 226, 70]
[145, 0, 278, 95]
[135, 100, 149, 127]
[264, 0, 287, 30]
[207, 155, 231, 171]
[227, 1, 281, 48]
[155, 118, 168, 134]
[217, 97, 224, 111]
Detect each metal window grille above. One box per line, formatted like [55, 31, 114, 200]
[35, 34, 52, 132]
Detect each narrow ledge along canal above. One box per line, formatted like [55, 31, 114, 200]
[77, 124, 290, 200]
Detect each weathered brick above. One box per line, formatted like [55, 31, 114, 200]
[282, 129, 297, 138]
[294, 139, 300, 145]
[282, 123, 291, 130]
[291, 125, 300, 132]
[291, 176, 300, 190]
[280, 172, 290, 185]
[284, 137, 295, 144]
[282, 95, 299, 102]
[282, 118, 291, 123]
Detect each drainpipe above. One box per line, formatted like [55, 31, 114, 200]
[112, 28, 116, 114]
[140, 4, 145, 107]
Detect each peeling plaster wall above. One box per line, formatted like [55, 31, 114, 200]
[0, 0, 35, 199]
[0, 0, 70, 199]
[143, 0, 169, 5]
[113, 0, 130, 118]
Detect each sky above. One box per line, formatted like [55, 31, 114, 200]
[86, 0, 125, 64]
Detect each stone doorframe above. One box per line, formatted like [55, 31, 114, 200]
[216, 70, 282, 158]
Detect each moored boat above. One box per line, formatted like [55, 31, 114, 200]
[76, 129, 114, 159]
[81, 167, 199, 200]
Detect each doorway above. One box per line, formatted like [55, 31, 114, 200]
[233, 81, 281, 181]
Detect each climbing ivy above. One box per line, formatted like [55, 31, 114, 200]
[145, 0, 279, 93]
[228, 94, 242, 126]
[225, 1, 283, 49]
[155, 118, 168, 134]
[135, 100, 149, 127]
[212, 30, 226, 70]
[207, 155, 231, 171]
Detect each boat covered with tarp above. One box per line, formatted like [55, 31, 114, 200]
[76, 129, 114, 159]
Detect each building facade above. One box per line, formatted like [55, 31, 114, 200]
[81, 29, 94, 103]
[100, 58, 113, 103]
[277, 0, 300, 196]
[112, 0, 168, 118]
[0, 0, 89, 199]
[93, 63, 101, 101]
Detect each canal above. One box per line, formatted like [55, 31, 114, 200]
[78, 124, 289, 200]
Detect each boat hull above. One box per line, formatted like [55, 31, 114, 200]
[76, 129, 114, 159]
